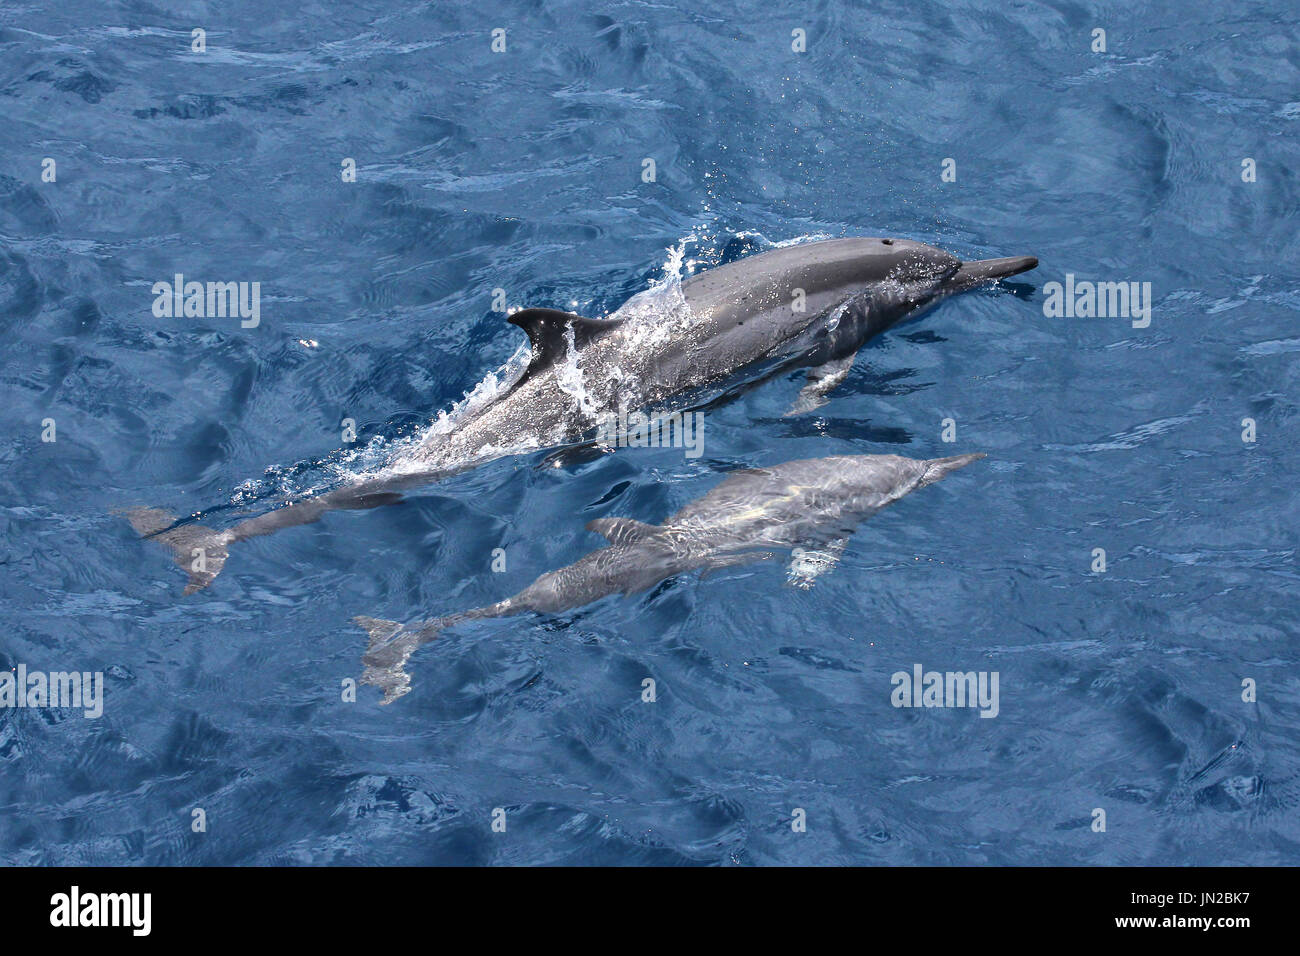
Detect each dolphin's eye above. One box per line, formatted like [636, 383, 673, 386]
[881, 238, 893, 245]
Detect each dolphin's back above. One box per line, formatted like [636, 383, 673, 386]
[681, 238, 960, 317]
[664, 453, 980, 540]
[664, 455, 908, 529]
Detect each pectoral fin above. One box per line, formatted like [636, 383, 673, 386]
[787, 537, 848, 589]
[699, 550, 774, 580]
[783, 354, 857, 417]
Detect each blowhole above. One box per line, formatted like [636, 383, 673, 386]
[881, 238, 894, 245]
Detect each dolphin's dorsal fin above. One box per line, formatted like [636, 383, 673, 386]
[586, 517, 658, 546]
[508, 308, 619, 379]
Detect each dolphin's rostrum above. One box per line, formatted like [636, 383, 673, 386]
[357, 451, 985, 703]
[130, 237, 1032, 593]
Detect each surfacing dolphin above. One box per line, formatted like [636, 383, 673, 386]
[357, 451, 984, 703]
[130, 237, 1032, 593]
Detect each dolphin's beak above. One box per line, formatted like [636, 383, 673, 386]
[949, 255, 1038, 290]
[919, 452, 986, 487]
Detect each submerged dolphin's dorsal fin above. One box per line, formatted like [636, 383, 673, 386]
[508, 308, 620, 379]
[586, 517, 659, 546]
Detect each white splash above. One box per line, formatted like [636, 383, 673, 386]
[552, 321, 598, 421]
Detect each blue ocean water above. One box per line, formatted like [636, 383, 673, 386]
[1, 0, 1297, 866]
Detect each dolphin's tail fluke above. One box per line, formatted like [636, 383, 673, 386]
[357, 600, 518, 703]
[357, 615, 445, 705]
[126, 508, 232, 595]
[919, 452, 986, 486]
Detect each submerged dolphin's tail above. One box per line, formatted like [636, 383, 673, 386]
[357, 599, 519, 703]
[919, 452, 986, 486]
[357, 615, 449, 705]
[126, 508, 232, 595]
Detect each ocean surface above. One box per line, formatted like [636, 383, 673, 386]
[1, 0, 1297, 866]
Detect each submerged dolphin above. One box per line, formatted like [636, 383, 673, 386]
[356, 451, 984, 702]
[130, 237, 1032, 592]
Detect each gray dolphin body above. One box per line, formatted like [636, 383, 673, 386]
[357, 451, 984, 702]
[131, 237, 1032, 592]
